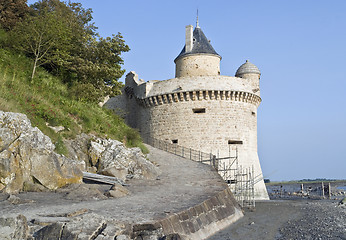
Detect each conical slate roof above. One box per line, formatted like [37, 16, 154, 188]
[175, 27, 221, 62]
[235, 60, 260, 76]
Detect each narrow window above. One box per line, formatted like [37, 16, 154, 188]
[193, 108, 206, 113]
[252, 111, 256, 116]
[228, 140, 243, 144]
[172, 139, 178, 144]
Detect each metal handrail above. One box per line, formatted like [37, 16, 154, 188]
[145, 136, 218, 169]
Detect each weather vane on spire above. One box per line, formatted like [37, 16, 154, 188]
[196, 9, 199, 28]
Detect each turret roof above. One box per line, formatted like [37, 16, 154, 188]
[175, 27, 221, 62]
[235, 60, 260, 76]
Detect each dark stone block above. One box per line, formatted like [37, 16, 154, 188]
[210, 196, 220, 207]
[170, 215, 184, 234]
[196, 217, 203, 229]
[224, 202, 236, 215]
[160, 233, 182, 240]
[178, 212, 189, 221]
[194, 204, 205, 215]
[198, 213, 210, 226]
[180, 221, 191, 235]
[186, 221, 196, 234]
[160, 218, 174, 235]
[203, 200, 213, 212]
[187, 207, 197, 219]
[133, 223, 161, 232]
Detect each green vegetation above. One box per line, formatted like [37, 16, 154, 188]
[1, 0, 129, 102]
[0, 47, 147, 153]
[0, 0, 148, 153]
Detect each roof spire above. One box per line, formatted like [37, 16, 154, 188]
[196, 9, 199, 28]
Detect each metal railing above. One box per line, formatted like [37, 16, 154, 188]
[145, 136, 218, 169]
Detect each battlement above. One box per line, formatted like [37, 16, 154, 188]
[125, 71, 260, 100]
[125, 89, 261, 108]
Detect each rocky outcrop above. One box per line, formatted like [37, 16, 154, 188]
[0, 215, 28, 240]
[0, 110, 159, 194]
[65, 134, 160, 181]
[33, 213, 123, 240]
[91, 138, 160, 180]
[0, 111, 83, 194]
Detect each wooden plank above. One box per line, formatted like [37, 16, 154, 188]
[82, 172, 126, 186]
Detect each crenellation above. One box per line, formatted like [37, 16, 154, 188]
[158, 95, 163, 105]
[192, 91, 197, 101]
[179, 92, 184, 101]
[173, 93, 179, 102]
[210, 90, 215, 100]
[185, 92, 190, 101]
[198, 91, 203, 100]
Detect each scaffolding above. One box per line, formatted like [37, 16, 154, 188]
[216, 148, 255, 208]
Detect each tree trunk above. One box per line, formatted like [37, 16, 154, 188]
[31, 56, 38, 82]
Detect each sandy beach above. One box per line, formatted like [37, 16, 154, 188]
[207, 199, 346, 240]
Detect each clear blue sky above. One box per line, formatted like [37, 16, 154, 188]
[28, 0, 346, 181]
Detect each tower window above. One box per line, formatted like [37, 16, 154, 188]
[172, 139, 178, 144]
[252, 111, 256, 116]
[193, 108, 206, 113]
[228, 140, 243, 144]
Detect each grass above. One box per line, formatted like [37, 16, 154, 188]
[0, 47, 148, 154]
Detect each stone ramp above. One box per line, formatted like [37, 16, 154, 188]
[0, 144, 243, 239]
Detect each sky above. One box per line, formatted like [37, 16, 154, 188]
[28, 0, 346, 181]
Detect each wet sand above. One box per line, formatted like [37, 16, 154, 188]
[207, 199, 346, 240]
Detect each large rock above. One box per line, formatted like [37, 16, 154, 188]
[34, 213, 123, 240]
[0, 111, 83, 194]
[63, 133, 91, 170]
[0, 215, 28, 240]
[89, 138, 160, 180]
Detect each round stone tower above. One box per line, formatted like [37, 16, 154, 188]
[116, 23, 269, 200]
[174, 25, 221, 77]
[235, 60, 261, 96]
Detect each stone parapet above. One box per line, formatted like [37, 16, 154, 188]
[128, 89, 261, 108]
[125, 72, 260, 99]
[131, 187, 243, 240]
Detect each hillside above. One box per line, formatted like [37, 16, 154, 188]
[0, 46, 146, 154]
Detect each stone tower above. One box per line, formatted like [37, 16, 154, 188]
[107, 24, 269, 200]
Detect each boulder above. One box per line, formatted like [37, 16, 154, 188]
[89, 138, 160, 180]
[105, 183, 130, 198]
[0, 111, 83, 194]
[63, 133, 91, 169]
[0, 215, 28, 240]
[34, 213, 123, 239]
[57, 183, 108, 201]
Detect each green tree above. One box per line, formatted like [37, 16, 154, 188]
[0, 0, 30, 31]
[69, 33, 129, 97]
[10, 0, 129, 101]
[10, 9, 71, 81]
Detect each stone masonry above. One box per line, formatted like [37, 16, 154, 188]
[106, 23, 269, 200]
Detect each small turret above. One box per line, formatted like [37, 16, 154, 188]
[236, 60, 261, 95]
[174, 25, 221, 78]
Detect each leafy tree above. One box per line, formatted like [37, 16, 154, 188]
[68, 33, 129, 97]
[0, 0, 30, 31]
[10, 8, 71, 81]
[9, 0, 129, 101]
